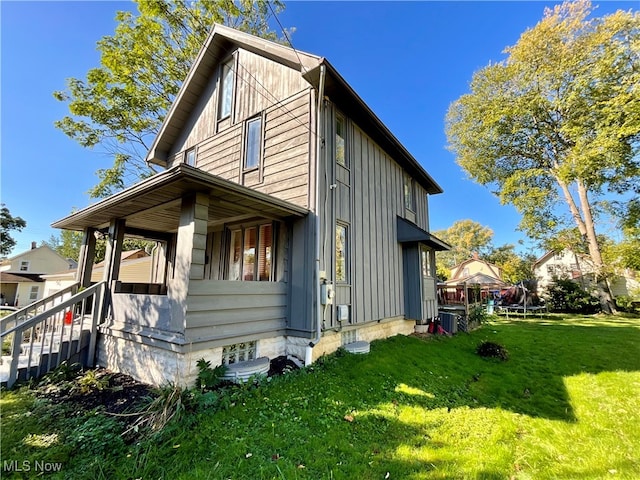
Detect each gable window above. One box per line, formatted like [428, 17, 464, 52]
[228, 223, 274, 281]
[404, 173, 415, 211]
[244, 116, 262, 170]
[336, 223, 348, 283]
[218, 57, 235, 120]
[19, 261, 29, 272]
[336, 114, 346, 167]
[185, 147, 196, 167]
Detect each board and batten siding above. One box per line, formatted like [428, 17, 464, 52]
[323, 122, 413, 329]
[184, 280, 287, 347]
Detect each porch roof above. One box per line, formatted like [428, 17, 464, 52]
[52, 164, 308, 232]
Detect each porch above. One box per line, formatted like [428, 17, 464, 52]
[50, 164, 308, 385]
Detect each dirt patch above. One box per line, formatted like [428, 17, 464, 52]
[36, 368, 153, 415]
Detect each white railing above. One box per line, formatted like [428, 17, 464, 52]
[1, 282, 105, 388]
[0, 283, 80, 334]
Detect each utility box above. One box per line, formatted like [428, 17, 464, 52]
[321, 282, 334, 305]
[337, 304, 349, 322]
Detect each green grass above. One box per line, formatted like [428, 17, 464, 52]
[1, 314, 639, 479]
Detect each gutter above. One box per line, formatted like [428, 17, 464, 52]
[305, 64, 326, 366]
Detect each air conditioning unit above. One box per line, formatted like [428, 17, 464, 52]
[438, 312, 458, 334]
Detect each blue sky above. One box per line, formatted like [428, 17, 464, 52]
[1, 0, 636, 256]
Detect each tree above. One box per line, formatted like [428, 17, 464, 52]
[446, 0, 640, 313]
[44, 230, 154, 263]
[433, 219, 494, 276]
[0, 205, 26, 256]
[485, 244, 536, 284]
[54, 0, 287, 198]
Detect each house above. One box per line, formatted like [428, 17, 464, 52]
[533, 249, 639, 298]
[449, 254, 503, 282]
[0, 243, 74, 307]
[47, 24, 448, 386]
[438, 255, 506, 321]
[42, 249, 152, 298]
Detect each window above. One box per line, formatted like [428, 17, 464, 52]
[29, 286, 39, 301]
[404, 173, 415, 211]
[222, 341, 256, 365]
[421, 245, 432, 277]
[19, 261, 29, 272]
[228, 223, 274, 281]
[244, 117, 262, 170]
[185, 148, 196, 166]
[336, 224, 348, 282]
[218, 58, 234, 119]
[336, 114, 346, 166]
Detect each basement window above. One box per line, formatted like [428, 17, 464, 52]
[222, 341, 256, 365]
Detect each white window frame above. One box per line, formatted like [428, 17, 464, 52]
[20, 260, 29, 272]
[29, 285, 39, 301]
[243, 116, 263, 171]
[184, 147, 197, 167]
[218, 57, 235, 120]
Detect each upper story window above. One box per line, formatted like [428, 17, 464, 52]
[404, 172, 415, 211]
[336, 114, 346, 167]
[185, 147, 196, 167]
[218, 58, 235, 120]
[228, 223, 274, 281]
[244, 116, 262, 171]
[19, 261, 29, 272]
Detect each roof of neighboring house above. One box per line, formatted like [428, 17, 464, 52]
[0, 244, 69, 268]
[146, 24, 443, 195]
[443, 272, 507, 288]
[42, 250, 151, 279]
[532, 249, 592, 269]
[0, 272, 44, 283]
[93, 249, 148, 267]
[451, 257, 502, 280]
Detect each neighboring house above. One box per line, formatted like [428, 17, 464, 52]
[533, 248, 639, 298]
[50, 25, 448, 386]
[43, 249, 153, 298]
[439, 255, 506, 315]
[449, 254, 503, 282]
[0, 243, 74, 306]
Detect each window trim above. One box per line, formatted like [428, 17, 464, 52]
[335, 112, 348, 168]
[335, 222, 349, 283]
[243, 115, 264, 172]
[184, 147, 197, 167]
[226, 221, 276, 282]
[29, 285, 39, 301]
[218, 55, 236, 121]
[19, 261, 29, 272]
[404, 172, 416, 212]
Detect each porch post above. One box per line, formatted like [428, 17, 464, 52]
[103, 219, 125, 287]
[169, 193, 209, 331]
[76, 227, 96, 288]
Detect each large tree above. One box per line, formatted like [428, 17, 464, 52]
[0, 205, 26, 256]
[54, 0, 286, 198]
[433, 219, 494, 277]
[446, 0, 640, 312]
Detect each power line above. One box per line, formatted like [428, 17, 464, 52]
[266, 1, 308, 76]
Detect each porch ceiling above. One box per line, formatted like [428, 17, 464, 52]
[52, 164, 308, 233]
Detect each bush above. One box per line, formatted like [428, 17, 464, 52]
[468, 305, 488, 325]
[545, 278, 601, 314]
[476, 341, 509, 361]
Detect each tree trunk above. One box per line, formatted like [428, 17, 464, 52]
[576, 181, 617, 314]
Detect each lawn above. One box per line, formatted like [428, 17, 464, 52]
[1, 314, 639, 479]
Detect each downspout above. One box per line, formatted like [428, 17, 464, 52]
[305, 64, 326, 366]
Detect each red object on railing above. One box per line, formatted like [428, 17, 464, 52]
[64, 310, 73, 325]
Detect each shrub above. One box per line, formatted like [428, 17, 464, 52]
[195, 358, 227, 391]
[476, 341, 509, 361]
[468, 305, 488, 325]
[545, 278, 601, 314]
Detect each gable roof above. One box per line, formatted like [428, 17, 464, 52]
[146, 24, 442, 195]
[444, 272, 506, 288]
[451, 257, 502, 280]
[0, 245, 70, 268]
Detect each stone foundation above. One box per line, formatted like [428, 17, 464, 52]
[97, 317, 415, 386]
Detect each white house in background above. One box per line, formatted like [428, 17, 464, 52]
[533, 249, 639, 298]
[0, 243, 74, 307]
